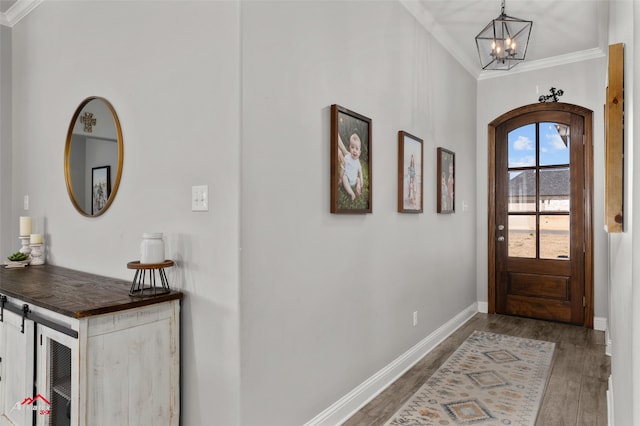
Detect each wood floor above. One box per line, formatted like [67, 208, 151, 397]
[344, 313, 610, 426]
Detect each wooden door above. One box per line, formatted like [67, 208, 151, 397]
[488, 103, 593, 326]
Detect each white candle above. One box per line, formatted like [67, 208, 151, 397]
[19, 216, 32, 236]
[30, 234, 43, 244]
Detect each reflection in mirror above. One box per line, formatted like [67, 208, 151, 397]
[64, 97, 123, 217]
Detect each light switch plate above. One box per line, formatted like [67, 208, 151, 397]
[192, 185, 209, 211]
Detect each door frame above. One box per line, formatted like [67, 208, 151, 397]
[487, 102, 594, 328]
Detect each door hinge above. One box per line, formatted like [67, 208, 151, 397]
[583, 296, 586, 307]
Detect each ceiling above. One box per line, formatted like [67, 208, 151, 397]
[0, 0, 16, 14]
[402, 0, 609, 79]
[1, 0, 609, 79]
[0, 0, 39, 27]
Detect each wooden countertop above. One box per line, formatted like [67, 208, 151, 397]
[0, 264, 183, 318]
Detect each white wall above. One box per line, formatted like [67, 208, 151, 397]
[0, 25, 11, 258]
[9, 2, 241, 425]
[476, 58, 609, 320]
[632, 4, 640, 423]
[632, 2, 640, 418]
[6, 1, 478, 425]
[608, 1, 637, 425]
[240, 2, 477, 425]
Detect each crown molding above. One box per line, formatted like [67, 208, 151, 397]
[399, 0, 481, 80]
[477, 48, 606, 80]
[0, 0, 43, 28]
[399, 0, 606, 82]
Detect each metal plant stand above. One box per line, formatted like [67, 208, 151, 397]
[127, 260, 174, 297]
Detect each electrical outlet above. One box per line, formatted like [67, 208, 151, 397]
[24, 195, 29, 210]
[413, 311, 418, 327]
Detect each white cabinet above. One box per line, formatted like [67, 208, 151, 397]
[0, 265, 182, 426]
[0, 309, 35, 426]
[31, 301, 180, 426]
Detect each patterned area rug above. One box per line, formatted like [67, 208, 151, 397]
[385, 330, 555, 425]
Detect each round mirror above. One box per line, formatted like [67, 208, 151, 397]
[64, 97, 123, 217]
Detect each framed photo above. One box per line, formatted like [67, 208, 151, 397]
[398, 131, 423, 213]
[437, 148, 455, 213]
[331, 104, 372, 213]
[92, 166, 111, 215]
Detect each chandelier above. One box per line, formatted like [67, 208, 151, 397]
[475, 0, 533, 70]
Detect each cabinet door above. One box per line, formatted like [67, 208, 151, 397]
[36, 325, 79, 426]
[0, 309, 35, 425]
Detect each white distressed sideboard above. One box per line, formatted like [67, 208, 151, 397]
[0, 264, 182, 426]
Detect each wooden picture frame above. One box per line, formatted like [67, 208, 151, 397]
[331, 104, 372, 213]
[398, 131, 423, 213]
[92, 165, 111, 215]
[437, 148, 455, 213]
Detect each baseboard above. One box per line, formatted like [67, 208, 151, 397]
[594, 316, 607, 332]
[477, 301, 488, 313]
[303, 303, 478, 426]
[607, 375, 614, 426]
[593, 316, 612, 356]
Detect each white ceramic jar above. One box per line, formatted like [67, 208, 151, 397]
[140, 232, 165, 264]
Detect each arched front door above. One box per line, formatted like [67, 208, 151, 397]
[488, 103, 594, 327]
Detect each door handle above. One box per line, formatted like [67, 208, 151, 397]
[497, 236, 505, 242]
[497, 225, 504, 231]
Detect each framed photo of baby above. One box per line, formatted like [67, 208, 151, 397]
[398, 131, 423, 213]
[331, 104, 372, 214]
[437, 147, 455, 213]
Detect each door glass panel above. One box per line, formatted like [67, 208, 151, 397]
[508, 171, 536, 212]
[505, 121, 574, 261]
[508, 215, 536, 258]
[540, 122, 570, 166]
[540, 215, 570, 259]
[539, 167, 570, 212]
[508, 124, 536, 167]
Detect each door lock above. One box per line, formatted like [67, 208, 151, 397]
[497, 225, 505, 231]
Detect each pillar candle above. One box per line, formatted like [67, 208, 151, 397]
[19, 216, 32, 236]
[30, 234, 43, 244]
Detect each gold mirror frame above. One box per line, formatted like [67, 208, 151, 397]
[64, 96, 124, 217]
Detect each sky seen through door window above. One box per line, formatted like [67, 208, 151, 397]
[508, 123, 570, 169]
